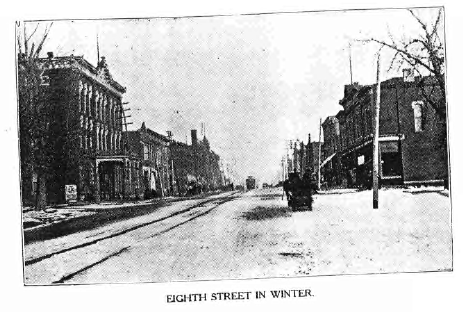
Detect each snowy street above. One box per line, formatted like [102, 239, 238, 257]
[24, 187, 452, 284]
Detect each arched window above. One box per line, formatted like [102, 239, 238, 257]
[89, 119, 93, 149]
[107, 130, 111, 151]
[412, 101, 424, 132]
[78, 81, 84, 113]
[95, 89, 100, 120]
[87, 85, 92, 116]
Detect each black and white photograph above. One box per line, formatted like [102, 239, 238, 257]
[3, 1, 462, 310]
[16, 5, 452, 286]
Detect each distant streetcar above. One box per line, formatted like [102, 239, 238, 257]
[246, 176, 256, 190]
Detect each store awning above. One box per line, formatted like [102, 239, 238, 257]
[320, 152, 336, 168]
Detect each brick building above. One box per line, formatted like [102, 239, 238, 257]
[19, 53, 142, 204]
[320, 116, 341, 186]
[290, 138, 323, 183]
[307, 141, 323, 183]
[190, 130, 223, 192]
[321, 73, 447, 188]
[126, 122, 170, 198]
[170, 130, 224, 195]
[171, 140, 196, 195]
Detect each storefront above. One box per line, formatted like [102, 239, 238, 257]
[339, 136, 404, 188]
[379, 137, 403, 185]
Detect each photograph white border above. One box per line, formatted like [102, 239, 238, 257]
[1, 0, 461, 311]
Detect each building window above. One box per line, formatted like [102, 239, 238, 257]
[87, 85, 92, 116]
[97, 128, 101, 151]
[102, 130, 106, 151]
[412, 101, 424, 132]
[143, 144, 149, 160]
[95, 89, 100, 120]
[32, 173, 38, 194]
[101, 96, 105, 123]
[78, 81, 83, 113]
[99, 92, 103, 121]
[89, 120, 93, 149]
[107, 131, 111, 151]
[106, 97, 111, 123]
[81, 82, 87, 114]
[95, 126, 99, 151]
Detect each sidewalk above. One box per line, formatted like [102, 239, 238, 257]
[22, 191, 231, 244]
[317, 188, 360, 195]
[402, 185, 449, 197]
[23, 197, 173, 228]
[318, 185, 450, 197]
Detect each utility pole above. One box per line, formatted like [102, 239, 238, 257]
[281, 158, 284, 183]
[318, 118, 322, 190]
[281, 157, 285, 199]
[349, 42, 353, 85]
[373, 53, 381, 209]
[293, 141, 298, 174]
[308, 134, 312, 176]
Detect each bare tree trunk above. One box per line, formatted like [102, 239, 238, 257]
[441, 118, 449, 190]
[35, 173, 47, 211]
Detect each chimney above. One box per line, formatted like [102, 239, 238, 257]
[344, 82, 360, 98]
[47, 52, 54, 59]
[191, 129, 198, 147]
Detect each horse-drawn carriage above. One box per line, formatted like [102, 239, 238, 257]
[283, 172, 314, 211]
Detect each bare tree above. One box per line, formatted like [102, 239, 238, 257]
[362, 8, 448, 188]
[363, 8, 445, 119]
[17, 22, 53, 210]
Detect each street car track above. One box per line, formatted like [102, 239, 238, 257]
[25, 193, 239, 267]
[51, 196, 239, 284]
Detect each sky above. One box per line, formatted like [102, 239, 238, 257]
[22, 7, 443, 184]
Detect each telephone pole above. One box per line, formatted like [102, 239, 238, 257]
[373, 53, 381, 209]
[349, 42, 353, 85]
[318, 118, 322, 190]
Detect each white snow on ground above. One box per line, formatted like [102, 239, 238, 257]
[24, 192, 236, 284]
[22, 193, 226, 230]
[57, 187, 452, 284]
[23, 209, 96, 229]
[300, 189, 452, 275]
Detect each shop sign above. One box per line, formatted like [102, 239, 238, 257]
[380, 141, 399, 153]
[65, 184, 78, 203]
[357, 155, 365, 165]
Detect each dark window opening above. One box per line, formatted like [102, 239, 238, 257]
[381, 152, 402, 177]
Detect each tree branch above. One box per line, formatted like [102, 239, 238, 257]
[364, 37, 435, 75]
[26, 23, 40, 43]
[409, 9, 428, 33]
[17, 32, 22, 56]
[34, 22, 53, 59]
[430, 8, 443, 39]
[23, 25, 28, 57]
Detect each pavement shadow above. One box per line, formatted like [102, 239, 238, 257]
[406, 190, 449, 197]
[23, 201, 171, 244]
[241, 206, 291, 221]
[259, 193, 285, 200]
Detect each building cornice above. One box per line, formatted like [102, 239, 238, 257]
[39, 56, 126, 97]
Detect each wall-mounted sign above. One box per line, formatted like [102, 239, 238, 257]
[357, 155, 365, 165]
[65, 184, 78, 203]
[380, 141, 399, 153]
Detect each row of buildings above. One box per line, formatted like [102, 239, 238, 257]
[19, 53, 227, 205]
[288, 70, 448, 189]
